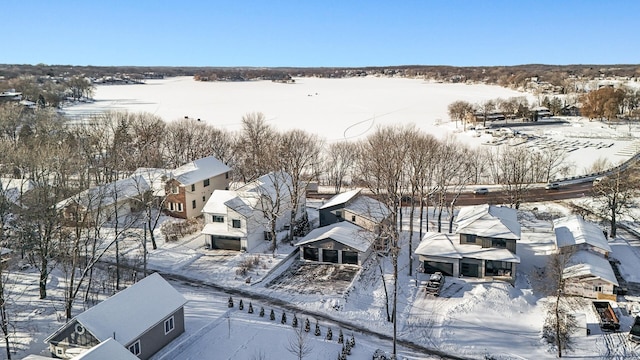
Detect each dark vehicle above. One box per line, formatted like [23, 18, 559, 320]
[473, 187, 489, 195]
[593, 301, 620, 331]
[630, 316, 640, 343]
[424, 272, 445, 296]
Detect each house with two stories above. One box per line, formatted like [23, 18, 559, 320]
[201, 171, 305, 251]
[553, 215, 618, 299]
[45, 273, 187, 360]
[164, 156, 231, 219]
[414, 204, 521, 281]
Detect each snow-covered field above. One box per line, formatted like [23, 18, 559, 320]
[62, 76, 640, 175]
[15, 200, 640, 360]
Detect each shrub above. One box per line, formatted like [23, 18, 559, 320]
[292, 314, 298, 328]
[227, 296, 233, 308]
[248, 302, 254, 314]
[259, 307, 265, 317]
[304, 318, 310, 332]
[338, 329, 344, 343]
[326, 327, 333, 340]
[281, 312, 287, 324]
[314, 320, 321, 336]
[270, 309, 275, 321]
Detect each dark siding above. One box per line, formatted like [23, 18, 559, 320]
[319, 204, 344, 227]
[128, 307, 186, 360]
[48, 320, 100, 357]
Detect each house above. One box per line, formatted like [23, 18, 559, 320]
[45, 273, 187, 360]
[294, 221, 372, 265]
[414, 204, 521, 281]
[164, 156, 231, 219]
[319, 189, 391, 251]
[0, 177, 34, 206]
[201, 171, 305, 251]
[38, 338, 140, 360]
[57, 176, 150, 226]
[553, 215, 618, 299]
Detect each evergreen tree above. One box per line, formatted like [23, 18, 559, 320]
[344, 341, 351, 355]
[239, 299, 244, 310]
[314, 320, 321, 336]
[304, 318, 310, 332]
[281, 312, 287, 324]
[338, 329, 344, 343]
[248, 302, 254, 314]
[292, 314, 298, 328]
[326, 327, 333, 340]
[228, 296, 234, 308]
[270, 309, 275, 321]
[259, 307, 265, 317]
[350, 334, 355, 347]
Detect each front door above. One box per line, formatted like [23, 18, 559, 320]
[461, 262, 479, 277]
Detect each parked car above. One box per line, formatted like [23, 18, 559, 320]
[545, 183, 560, 190]
[474, 187, 489, 195]
[424, 272, 445, 296]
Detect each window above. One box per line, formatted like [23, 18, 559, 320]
[213, 215, 224, 223]
[164, 316, 175, 334]
[203, 179, 210, 187]
[171, 185, 179, 194]
[351, 215, 356, 222]
[594, 285, 603, 292]
[57, 349, 63, 356]
[491, 239, 507, 249]
[461, 234, 476, 244]
[128, 340, 141, 355]
[169, 202, 174, 211]
[225, 172, 229, 179]
[192, 200, 197, 209]
[177, 203, 183, 212]
[232, 219, 241, 228]
[191, 184, 195, 192]
[202, 196, 206, 202]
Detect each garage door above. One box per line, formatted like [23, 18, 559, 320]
[342, 251, 358, 265]
[461, 262, 480, 277]
[322, 249, 339, 263]
[211, 236, 241, 251]
[423, 261, 454, 276]
[303, 247, 319, 261]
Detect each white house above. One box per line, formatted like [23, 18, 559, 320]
[201, 171, 305, 251]
[553, 215, 617, 299]
[414, 204, 521, 281]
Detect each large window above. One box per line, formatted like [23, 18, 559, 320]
[192, 200, 197, 209]
[461, 234, 476, 244]
[128, 340, 141, 355]
[490, 239, 507, 249]
[485, 260, 512, 276]
[203, 178, 210, 187]
[177, 203, 183, 212]
[232, 219, 241, 228]
[213, 215, 224, 223]
[164, 316, 175, 334]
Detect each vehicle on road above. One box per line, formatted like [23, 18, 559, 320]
[545, 183, 560, 190]
[473, 187, 489, 195]
[424, 272, 445, 296]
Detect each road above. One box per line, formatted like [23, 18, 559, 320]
[455, 181, 595, 206]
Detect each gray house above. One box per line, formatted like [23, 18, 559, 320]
[45, 273, 187, 359]
[415, 204, 521, 281]
[294, 221, 372, 265]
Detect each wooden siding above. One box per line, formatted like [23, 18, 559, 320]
[126, 307, 186, 360]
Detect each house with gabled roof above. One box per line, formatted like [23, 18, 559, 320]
[164, 156, 231, 219]
[319, 189, 391, 251]
[0, 177, 34, 207]
[553, 215, 617, 299]
[201, 171, 304, 251]
[294, 221, 373, 265]
[414, 204, 521, 281]
[45, 338, 139, 360]
[57, 176, 150, 227]
[45, 273, 187, 360]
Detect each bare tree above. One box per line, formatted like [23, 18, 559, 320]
[592, 169, 639, 238]
[233, 112, 279, 182]
[476, 100, 496, 128]
[248, 171, 292, 251]
[487, 146, 534, 209]
[286, 323, 314, 360]
[278, 129, 322, 240]
[324, 141, 357, 193]
[447, 100, 474, 130]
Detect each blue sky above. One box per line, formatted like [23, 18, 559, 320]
[3, 1, 638, 67]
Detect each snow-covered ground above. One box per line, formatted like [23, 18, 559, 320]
[15, 199, 640, 359]
[61, 76, 640, 175]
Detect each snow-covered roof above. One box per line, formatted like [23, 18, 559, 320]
[455, 204, 521, 240]
[171, 156, 230, 185]
[46, 273, 186, 347]
[415, 232, 520, 263]
[57, 176, 150, 211]
[0, 177, 34, 204]
[553, 215, 611, 253]
[563, 250, 618, 286]
[201, 223, 245, 237]
[344, 195, 390, 223]
[320, 189, 361, 209]
[224, 192, 260, 218]
[203, 190, 239, 214]
[294, 222, 370, 252]
[130, 167, 170, 196]
[74, 338, 139, 360]
[240, 171, 293, 202]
